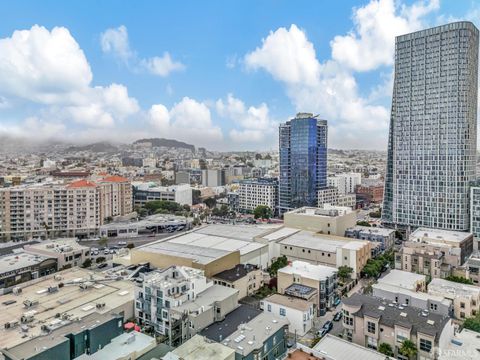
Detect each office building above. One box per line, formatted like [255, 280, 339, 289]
[201, 169, 226, 187]
[175, 170, 191, 185]
[469, 183, 480, 249]
[277, 260, 337, 315]
[317, 187, 356, 208]
[238, 178, 278, 214]
[133, 182, 192, 207]
[383, 22, 479, 230]
[279, 113, 328, 214]
[342, 293, 454, 359]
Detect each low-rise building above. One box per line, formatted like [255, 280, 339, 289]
[261, 294, 314, 336]
[135, 266, 239, 346]
[279, 231, 372, 279]
[24, 238, 90, 270]
[0, 251, 57, 294]
[277, 260, 337, 316]
[395, 228, 474, 279]
[345, 226, 395, 251]
[212, 264, 264, 299]
[342, 293, 454, 360]
[438, 328, 480, 360]
[238, 178, 278, 214]
[428, 278, 480, 320]
[376, 270, 427, 292]
[283, 206, 356, 236]
[201, 306, 289, 360]
[464, 252, 480, 285]
[163, 334, 235, 360]
[317, 187, 356, 208]
[133, 183, 192, 207]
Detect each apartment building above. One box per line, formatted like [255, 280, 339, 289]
[327, 173, 361, 195]
[212, 264, 264, 299]
[277, 260, 337, 316]
[395, 228, 474, 279]
[163, 335, 235, 360]
[135, 266, 238, 346]
[428, 278, 480, 320]
[0, 176, 133, 241]
[317, 187, 356, 208]
[355, 181, 384, 204]
[465, 252, 480, 285]
[132, 182, 192, 207]
[345, 226, 395, 251]
[238, 178, 278, 214]
[283, 206, 356, 236]
[342, 293, 454, 360]
[261, 294, 315, 336]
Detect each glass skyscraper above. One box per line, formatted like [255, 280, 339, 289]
[279, 113, 327, 214]
[383, 22, 479, 231]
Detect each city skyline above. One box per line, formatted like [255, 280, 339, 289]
[0, 0, 478, 151]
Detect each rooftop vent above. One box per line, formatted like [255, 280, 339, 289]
[400, 312, 407, 317]
[427, 320, 435, 325]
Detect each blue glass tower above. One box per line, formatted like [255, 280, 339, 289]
[279, 113, 328, 214]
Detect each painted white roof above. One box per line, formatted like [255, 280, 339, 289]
[410, 227, 472, 243]
[278, 260, 337, 280]
[377, 270, 426, 290]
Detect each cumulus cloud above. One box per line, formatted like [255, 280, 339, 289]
[331, 0, 439, 72]
[148, 97, 223, 147]
[216, 94, 277, 144]
[100, 25, 184, 77]
[243, 0, 436, 149]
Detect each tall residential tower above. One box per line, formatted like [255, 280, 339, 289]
[383, 22, 479, 231]
[279, 113, 328, 214]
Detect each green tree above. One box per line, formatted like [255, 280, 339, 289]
[337, 266, 353, 282]
[192, 189, 202, 204]
[96, 256, 106, 264]
[253, 205, 273, 220]
[369, 208, 382, 218]
[98, 237, 108, 248]
[399, 339, 417, 359]
[145, 200, 183, 214]
[356, 220, 371, 227]
[203, 197, 217, 209]
[126, 243, 135, 249]
[444, 275, 473, 285]
[81, 258, 92, 268]
[255, 153, 263, 160]
[268, 255, 288, 277]
[378, 343, 393, 356]
[463, 314, 480, 333]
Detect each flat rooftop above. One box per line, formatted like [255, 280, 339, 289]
[438, 329, 480, 360]
[377, 270, 426, 290]
[286, 206, 352, 217]
[0, 250, 53, 275]
[279, 230, 367, 253]
[173, 285, 238, 314]
[312, 334, 395, 360]
[428, 278, 480, 298]
[195, 224, 280, 241]
[164, 335, 235, 360]
[410, 227, 472, 243]
[347, 226, 395, 236]
[261, 227, 300, 242]
[278, 261, 337, 280]
[76, 331, 156, 360]
[0, 267, 134, 350]
[263, 294, 313, 312]
[372, 282, 450, 306]
[25, 238, 89, 252]
[213, 264, 259, 282]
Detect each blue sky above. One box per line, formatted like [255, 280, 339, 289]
[0, 0, 477, 150]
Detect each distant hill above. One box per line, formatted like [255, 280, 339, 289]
[65, 142, 118, 153]
[134, 138, 195, 152]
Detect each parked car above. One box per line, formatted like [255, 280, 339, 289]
[97, 263, 108, 269]
[316, 328, 328, 338]
[333, 312, 343, 321]
[104, 249, 110, 255]
[118, 241, 127, 246]
[322, 321, 333, 332]
[333, 298, 341, 307]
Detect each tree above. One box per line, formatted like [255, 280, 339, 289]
[203, 197, 217, 209]
[192, 189, 202, 205]
[445, 275, 473, 285]
[378, 343, 394, 357]
[81, 259, 92, 268]
[268, 255, 288, 277]
[98, 237, 108, 248]
[337, 266, 353, 282]
[145, 200, 183, 214]
[399, 339, 417, 359]
[126, 243, 135, 249]
[96, 256, 106, 264]
[369, 208, 382, 218]
[356, 220, 371, 227]
[253, 205, 272, 220]
[463, 313, 480, 333]
[255, 153, 263, 160]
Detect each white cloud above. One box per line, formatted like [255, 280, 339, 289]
[100, 25, 133, 63]
[141, 52, 185, 77]
[245, 24, 320, 86]
[330, 0, 439, 72]
[100, 25, 184, 77]
[243, 0, 437, 149]
[216, 94, 277, 144]
[148, 97, 223, 148]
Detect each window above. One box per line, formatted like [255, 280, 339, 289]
[267, 304, 271, 312]
[460, 302, 465, 309]
[419, 338, 432, 352]
[367, 321, 376, 334]
[279, 308, 286, 316]
[430, 303, 437, 311]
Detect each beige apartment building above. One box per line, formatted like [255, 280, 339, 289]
[0, 176, 133, 241]
[395, 228, 474, 279]
[342, 293, 454, 360]
[283, 206, 356, 236]
[211, 264, 264, 299]
[428, 278, 480, 320]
